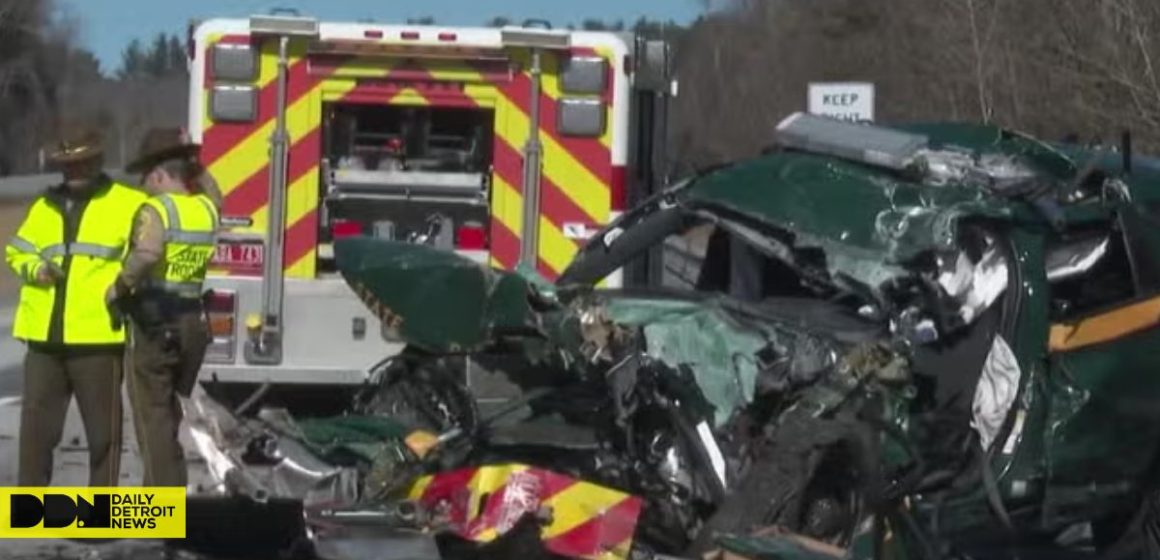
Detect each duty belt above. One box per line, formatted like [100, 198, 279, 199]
[140, 279, 205, 299]
[119, 288, 207, 331]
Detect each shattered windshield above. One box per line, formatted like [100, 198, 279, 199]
[560, 199, 853, 309]
[564, 145, 1020, 347]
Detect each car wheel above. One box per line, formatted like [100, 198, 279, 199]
[795, 445, 866, 545]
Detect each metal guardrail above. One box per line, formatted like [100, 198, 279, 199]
[0, 174, 55, 201]
[0, 170, 132, 201]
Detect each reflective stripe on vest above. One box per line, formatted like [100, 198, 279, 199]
[153, 195, 218, 246]
[143, 193, 219, 298]
[155, 195, 182, 231]
[7, 235, 37, 255]
[39, 242, 123, 260]
[8, 182, 148, 344]
[16, 236, 124, 261]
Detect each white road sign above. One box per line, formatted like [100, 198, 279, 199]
[808, 82, 875, 121]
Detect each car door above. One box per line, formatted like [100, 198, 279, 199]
[1043, 206, 1160, 518]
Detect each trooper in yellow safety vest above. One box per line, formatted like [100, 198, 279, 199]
[105, 128, 221, 488]
[5, 125, 148, 487]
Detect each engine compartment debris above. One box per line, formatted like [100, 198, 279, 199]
[181, 114, 1160, 560]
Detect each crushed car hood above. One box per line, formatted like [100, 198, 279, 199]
[591, 295, 885, 425]
[336, 237, 886, 426]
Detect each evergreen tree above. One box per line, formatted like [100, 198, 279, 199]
[144, 32, 169, 78]
[167, 34, 186, 75]
[581, 19, 607, 31]
[117, 39, 145, 79]
[117, 33, 186, 79]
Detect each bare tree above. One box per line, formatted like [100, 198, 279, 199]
[0, 0, 61, 173]
[668, 0, 1160, 170]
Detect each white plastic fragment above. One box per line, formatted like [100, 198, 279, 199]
[972, 335, 1021, 450]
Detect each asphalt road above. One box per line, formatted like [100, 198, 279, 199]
[0, 361, 19, 398]
[1, 187, 24, 397]
[1, 302, 20, 398]
[0, 173, 54, 201]
[0, 173, 56, 397]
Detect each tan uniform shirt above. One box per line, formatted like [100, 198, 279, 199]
[118, 172, 222, 290]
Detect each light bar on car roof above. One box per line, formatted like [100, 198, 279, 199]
[775, 112, 929, 171]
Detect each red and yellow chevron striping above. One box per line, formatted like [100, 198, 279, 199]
[201, 35, 619, 281]
[408, 464, 643, 560]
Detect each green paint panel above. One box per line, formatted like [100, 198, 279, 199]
[605, 297, 769, 426]
[334, 237, 535, 353]
[685, 152, 998, 260]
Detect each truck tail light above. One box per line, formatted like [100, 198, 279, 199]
[438, 32, 457, 42]
[204, 290, 237, 364]
[455, 222, 488, 250]
[610, 166, 627, 212]
[331, 219, 364, 239]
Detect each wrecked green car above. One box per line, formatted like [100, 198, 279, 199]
[203, 113, 1160, 560]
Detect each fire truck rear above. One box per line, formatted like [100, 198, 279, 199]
[187, 12, 673, 391]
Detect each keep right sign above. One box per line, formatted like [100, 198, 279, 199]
[808, 82, 875, 122]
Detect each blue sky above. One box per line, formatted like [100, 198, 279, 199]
[63, 0, 703, 74]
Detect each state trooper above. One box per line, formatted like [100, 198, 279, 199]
[108, 128, 221, 487]
[5, 125, 147, 486]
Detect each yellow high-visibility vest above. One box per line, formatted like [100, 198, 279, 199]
[5, 181, 147, 344]
[141, 192, 219, 298]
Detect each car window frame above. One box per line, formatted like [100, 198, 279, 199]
[1045, 203, 1160, 352]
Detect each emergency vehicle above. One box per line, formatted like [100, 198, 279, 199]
[187, 12, 674, 389]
